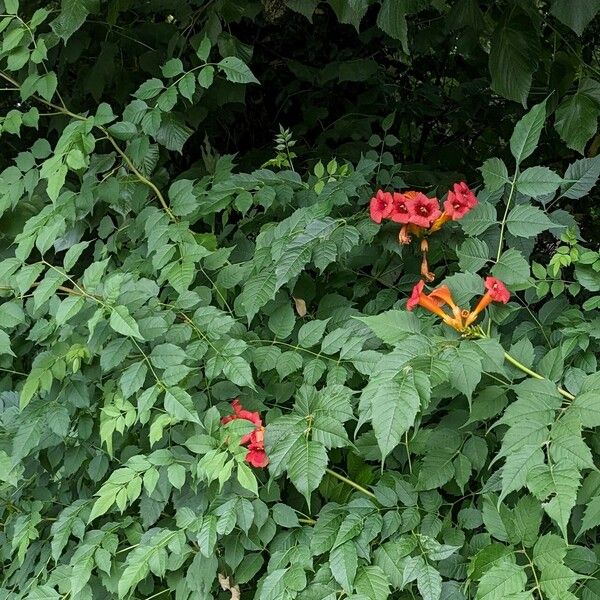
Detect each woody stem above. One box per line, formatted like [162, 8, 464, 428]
[325, 468, 377, 500]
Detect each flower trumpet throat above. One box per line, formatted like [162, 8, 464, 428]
[407, 276, 511, 331]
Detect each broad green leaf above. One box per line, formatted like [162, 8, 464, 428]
[223, 356, 255, 389]
[460, 201, 498, 236]
[376, 0, 408, 53]
[371, 371, 420, 461]
[354, 565, 390, 600]
[516, 167, 562, 197]
[107, 306, 143, 340]
[506, 205, 554, 237]
[532, 534, 567, 570]
[55, 295, 85, 325]
[119, 361, 147, 399]
[579, 496, 600, 536]
[551, 0, 600, 35]
[555, 80, 600, 154]
[476, 559, 527, 599]
[330, 540, 357, 592]
[51, 0, 93, 41]
[510, 100, 547, 165]
[492, 249, 530, 285]
[164, 387, 201, 423]
[480, 157, 509, 192]
[489, 15, 539, 105]
[416, 563, 442, 600]
[217, 57, 260, 84]
[458, 237, 490, 272]
[286, 438, 327, 503]
[355, 310, 421, 345]
[560, 156, 600, 199]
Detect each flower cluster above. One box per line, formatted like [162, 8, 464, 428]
[221, 399, 269, 468]
[407, 276, 510, 331]
[370, 182, 478, 281]
[369, 182, 477, 231]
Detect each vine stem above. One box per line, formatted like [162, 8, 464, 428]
[502, 351, 575, 400]
[325, 468, 377, 500]
[472, 330, 575, 401]
[496, 173, 518, 262]
[0, 70, 176, 222]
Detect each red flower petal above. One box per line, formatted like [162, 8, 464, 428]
[444, 182, 478, 220]
[246, 448, 269, 468]
[406, 193, 441, 228]
[369, 190, 393, 223]
[484, 276, 510, 303]
[407, 280, 424, 310]
[390, 192, 412, 223]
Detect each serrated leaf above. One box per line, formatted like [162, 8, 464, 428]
[286, 438, 328, 503]
[516, 167, 562, 198]
[109, 306, 144, 340]
[217, 57, 259, 84]
[355, 310, 421, 345]
[492, 248, 530, 285]
[480, 157, 509, 192]
[510, 100, 547, 165]
[506, 205, 554, 237]
[560, 155, 600, 199]
[371, 370, 420, 461]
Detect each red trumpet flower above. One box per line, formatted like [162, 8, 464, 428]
[221, 399, 269, 467]
[464, 277, 510, 326]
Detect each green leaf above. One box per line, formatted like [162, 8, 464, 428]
[119, 361, 147, 399]
[222, 356, 255, 389]
[457, 238, 490, 272]
[298, 319, 329, 347]
[579, 496, 600, 536]
[150, 343, 186, 368]
[109, 306, 144, 340]
[560, 156, 600, 199]
[239, 271, 276, 323]
[555, 80, 600, 154]
[329, 0, 369, 30]
[134, 78, 165, 100]
[0, 329, 15, 356]
[51, 0, 93, 41]
[55, 295, 85, 325]
[376, 0, 408, 53]
[371, 370, 420, 461]
[480, 157, 509, 192]
[164, 387, 201, 423]
[492, 249, 530, 285]
[476, 559, 527, 599]
[510, 100, 547, 165]
[516, 167, 562, 197]
[551, 0, 600, 35]
[330, 540, 357, 592]
[416, 563, 443, 600]
[355, 311, 421, 345]
[539, 564, 581, 598]
[489, 14, 539, 106]
[506, 205, 554, 237]
[354, 566, 390, 600]
[286, 438, 328, 503]
[532, 534, 567, 570]
[460, 201, 498, 236]
[197, 66, 215, 89]
[217, 57, 260, 84]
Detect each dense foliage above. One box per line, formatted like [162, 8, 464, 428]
[1, 1, 600, 599]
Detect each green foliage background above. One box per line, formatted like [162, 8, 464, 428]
[1, 1, 600, 599]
